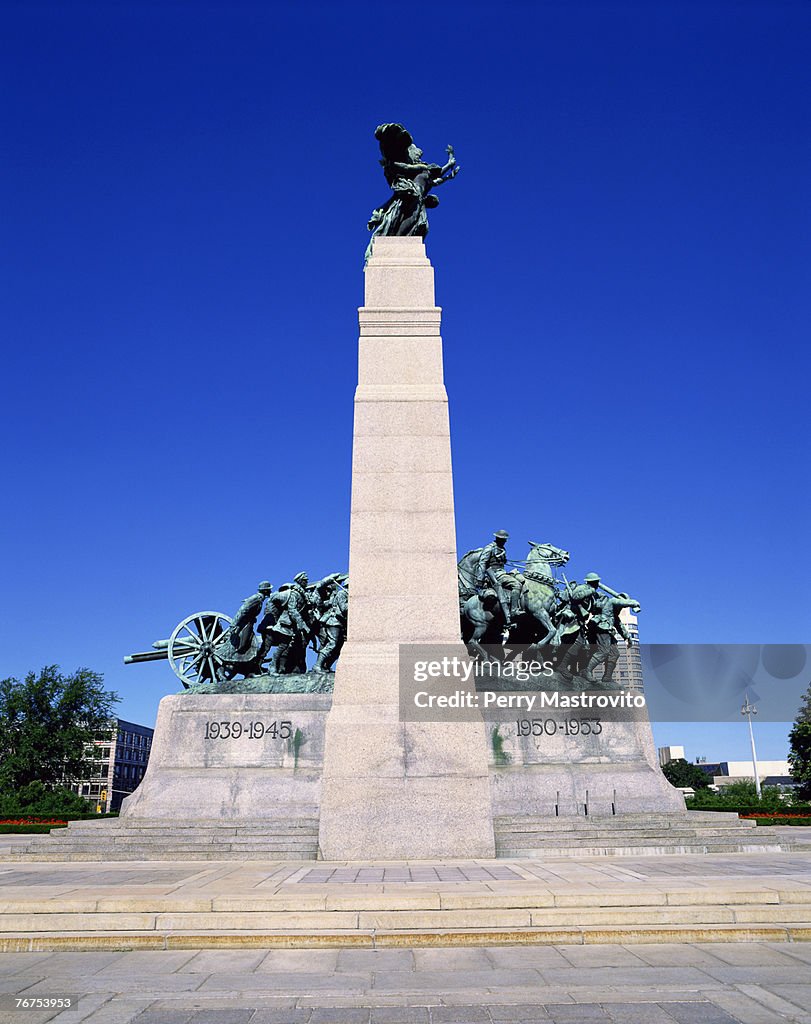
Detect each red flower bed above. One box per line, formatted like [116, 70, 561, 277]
[0, 818, 67, 825]
[740, 812, 811, 819]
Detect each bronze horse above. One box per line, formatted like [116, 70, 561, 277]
[458, 542, 571, 659]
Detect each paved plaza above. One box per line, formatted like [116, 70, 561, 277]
[1, 850, 810, 949]
[0, 848, 810, 1021]
[1, 942, 811, 1023]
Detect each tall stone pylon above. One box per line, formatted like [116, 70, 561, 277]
[318, 236, 496, 859]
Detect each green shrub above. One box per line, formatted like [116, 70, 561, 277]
[743, 816, 811, 826]
[686, 781, 789, 813]
[0, 822, 68, 834]
[0, 812, 118, 822]
[0, 781, 94, 816]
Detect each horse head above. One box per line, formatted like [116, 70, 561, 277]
[526, 541, 570, 569]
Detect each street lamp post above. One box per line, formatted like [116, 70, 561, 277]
[741, 694, 761, 799]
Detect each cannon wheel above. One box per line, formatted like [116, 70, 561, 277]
[168, 611, 233, 689]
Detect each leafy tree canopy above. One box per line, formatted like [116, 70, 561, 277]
[0, 666, 119, 794]
[661, 757, 711, 790]
[789, 720, 811, 801]
[0, 780, 93, 816]
[794, 682, 811, 726]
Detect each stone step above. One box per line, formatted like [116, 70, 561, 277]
[46, 838, 319, 847]
[2, 888, 806, 911]
[494, 834, 781, 849]
[63, 819, 320, 831]
[490, 811, 790, 856]
[3, 814, 323, 861]
[494, 813, 753, 830]
[32, 826, 317, 838]
[4, 921, 811, 951]
[2, 850, 318, 861]
[6, 850, 317, 858]
[495, 825, 778, 841]
[5, 811, 787, 862]
[497, 843, 786, 858]
[1, 871, 808, 948]
[20, 843, 317, 851]
[493, 822, 758, 834]
[495, 826, 764, 839]
[42, 831, 317, 839]
[48, 828, 316, 836]
[6, 830, 320, 860]
[496, 811, 749, 821]
[495, 812, 752, 820]
[0, 901, 808, 934]
[3, 888, 808, 912]
[494, 825, 762, 835]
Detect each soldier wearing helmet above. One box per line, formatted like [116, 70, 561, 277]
[474, 530, 521, 627]
[585, 589, 640, 683]
[269, 572, 312, 674]
[313, 573, 349, 672]
[556, 573, 602, 682]
[229, 580, 273, 655]
[567, 573, 601, 622]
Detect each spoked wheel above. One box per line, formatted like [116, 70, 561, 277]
[168, 611, 233, 689]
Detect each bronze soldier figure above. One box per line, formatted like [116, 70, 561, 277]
[229, 581, 273, 655]
[269, 572, 312, 674]
[585, 590, 640, 683]
[474, 530, 521, 627]
[556, 572, 602, 682]
[314, 574, 349, 672]
[206, 581, 275, 680]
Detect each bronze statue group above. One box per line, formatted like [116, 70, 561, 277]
[220, 529, 638, 687]
[459, 530, 641, 685]
[365, 123, 459, 261]
[219, 125, 638, 686]
[218, 573, 349, 679]
[130, 127, 641, 692]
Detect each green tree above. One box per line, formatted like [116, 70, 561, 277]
[0, 781, 93, 816]
[688, 778, 788, 810]
[717, 779, 784, 809]
[0, 666, 119, 793]
[789, 681, 811, 800]
[661, 758, 710, 790]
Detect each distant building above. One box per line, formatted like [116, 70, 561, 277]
[698, 760, 795, 790]
[658, 745, 686, 767]
[656, 747, 796, 790]
[614, 608, 643, 692]
[72, 718, 154, 813]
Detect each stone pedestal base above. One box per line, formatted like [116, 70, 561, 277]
[319, 643, 495, 860]
[484, 708, 685, 817]
[120, 693, 330, 820]
[121, 691, 681, 836]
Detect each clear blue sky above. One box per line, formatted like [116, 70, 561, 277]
[2, 2, 809, 762]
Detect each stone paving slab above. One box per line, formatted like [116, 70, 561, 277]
[2, 942, 811, 1022]
[0, 857, 807, 896]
